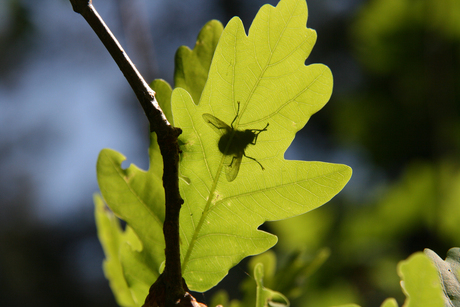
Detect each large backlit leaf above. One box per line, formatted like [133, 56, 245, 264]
[172, 0, 351, 291]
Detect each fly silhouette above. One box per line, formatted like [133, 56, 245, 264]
[202, 102, 269, 182]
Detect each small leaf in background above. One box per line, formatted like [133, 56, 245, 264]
[174, 19, 223, 105]
[379, 298, 399, 307]
[238, 249, 330, 306]
[425, 248, 460, 307]
[254, 263, 290, 307]
[95, 195, 136, 306]
[398, 252, 444, 307]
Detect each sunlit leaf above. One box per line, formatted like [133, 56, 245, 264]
[398, 252, 444, 307]
[150, 79, 173, 125]
[173, 0, 350, 291]
[94, 195, 136, 307]
[97, 131, 165, 305]
[425, 248, 460, 307]
[174, 19, 223, 105]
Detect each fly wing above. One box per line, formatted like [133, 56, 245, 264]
[225, 153, 242, 182]
[203, 113, 242, 181]
[202, 113, 230, 136]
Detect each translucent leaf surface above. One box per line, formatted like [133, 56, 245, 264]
[95, 195, 136, 306]
[398, 252, 444, 307]
[174, 19, 223, 105]
[425, 248, 460, 307]
[97, 131, 165, 305]
[173, 0, 351, 291]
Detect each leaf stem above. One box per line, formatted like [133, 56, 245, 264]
[69, 1, 185, 306]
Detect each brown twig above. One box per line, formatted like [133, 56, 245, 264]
[69, 1, 185, 306]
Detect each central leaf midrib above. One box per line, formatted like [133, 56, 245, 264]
[181, 155, 226, 272]
[181, 8, 295, 274]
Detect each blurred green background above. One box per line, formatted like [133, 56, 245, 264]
[1, 0, 460, 306]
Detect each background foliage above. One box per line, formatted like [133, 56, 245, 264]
[1, 0, 460, 306]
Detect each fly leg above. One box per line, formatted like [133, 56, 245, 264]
[230, 101, 241, 128]
[243, 152, 265, 170]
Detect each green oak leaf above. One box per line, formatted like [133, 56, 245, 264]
[94, 194, 137, 306]
[151, 19, 222, 172]
[174, 19, 223, 105]
[425, 247, 460, 307]
[151, 19, 222, 122]
[332, 252, 447, 307]
[398, 252, 444, 307]
[150, 79, 173, 125]
[173, 0, 351, 291]
[96, 132, 164, 305]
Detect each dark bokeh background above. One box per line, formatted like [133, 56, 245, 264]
[1, 0, 460, 306]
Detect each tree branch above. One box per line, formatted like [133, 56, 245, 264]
[69, 1, 185, 306]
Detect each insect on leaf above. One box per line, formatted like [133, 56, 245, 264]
[203, 102, 269, 181]
[172, 0, 352, 291]
[96, 0, 352, 300]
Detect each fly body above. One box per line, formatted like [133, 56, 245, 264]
[203, 102, 268, 182]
